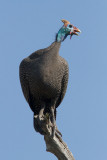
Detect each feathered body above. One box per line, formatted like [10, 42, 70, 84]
[19, 19, 80, 136]
[20, 42, 68, 117]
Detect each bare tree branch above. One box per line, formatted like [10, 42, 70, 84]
[34, 114, 75, 160]
[44, 134, 75, 160]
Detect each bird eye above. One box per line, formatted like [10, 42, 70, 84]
[69, 25, 73, 28]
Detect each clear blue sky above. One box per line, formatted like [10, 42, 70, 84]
[0, 0, 107, 160]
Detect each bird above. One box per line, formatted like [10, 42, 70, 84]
[19, 19, 81, 137]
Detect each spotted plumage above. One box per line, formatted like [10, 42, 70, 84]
[19, 19, 81, 136]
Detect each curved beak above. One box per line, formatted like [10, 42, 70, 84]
[73, 26, 81, 36]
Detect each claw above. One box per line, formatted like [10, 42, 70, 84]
[56, 127, 62, 137]
[38, 106, 45, 120]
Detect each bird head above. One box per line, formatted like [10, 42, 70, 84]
[56, 19, 81, 42]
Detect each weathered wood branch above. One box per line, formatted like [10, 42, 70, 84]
[34, 114, 75, 160]
[44, 134, 75, 160]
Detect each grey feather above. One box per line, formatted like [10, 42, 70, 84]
[19, 41, 69, 117]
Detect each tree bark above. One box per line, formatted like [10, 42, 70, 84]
[34, 114, 75, 160]
[44, 134, 75, 160]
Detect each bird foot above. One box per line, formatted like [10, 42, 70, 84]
[56, 127, 62, 137]
[34, 106, 46, 135]
[34, 106, 62, 137]
[34, 114, 46, 135]
[51, 123, 62, 138]
[38, 107, 45, 120]
[50, 106, 62, 138]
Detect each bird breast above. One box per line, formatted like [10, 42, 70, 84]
[28, 59, 63, 98]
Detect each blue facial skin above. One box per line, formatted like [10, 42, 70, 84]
[56, 24, 73, 42]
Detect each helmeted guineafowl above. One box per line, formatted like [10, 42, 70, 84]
[19, 19, 81, 137]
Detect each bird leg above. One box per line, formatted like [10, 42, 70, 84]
[34, 105, 47, 135]
[50, 106, 56, 138]
[50, 108, 62, 137]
